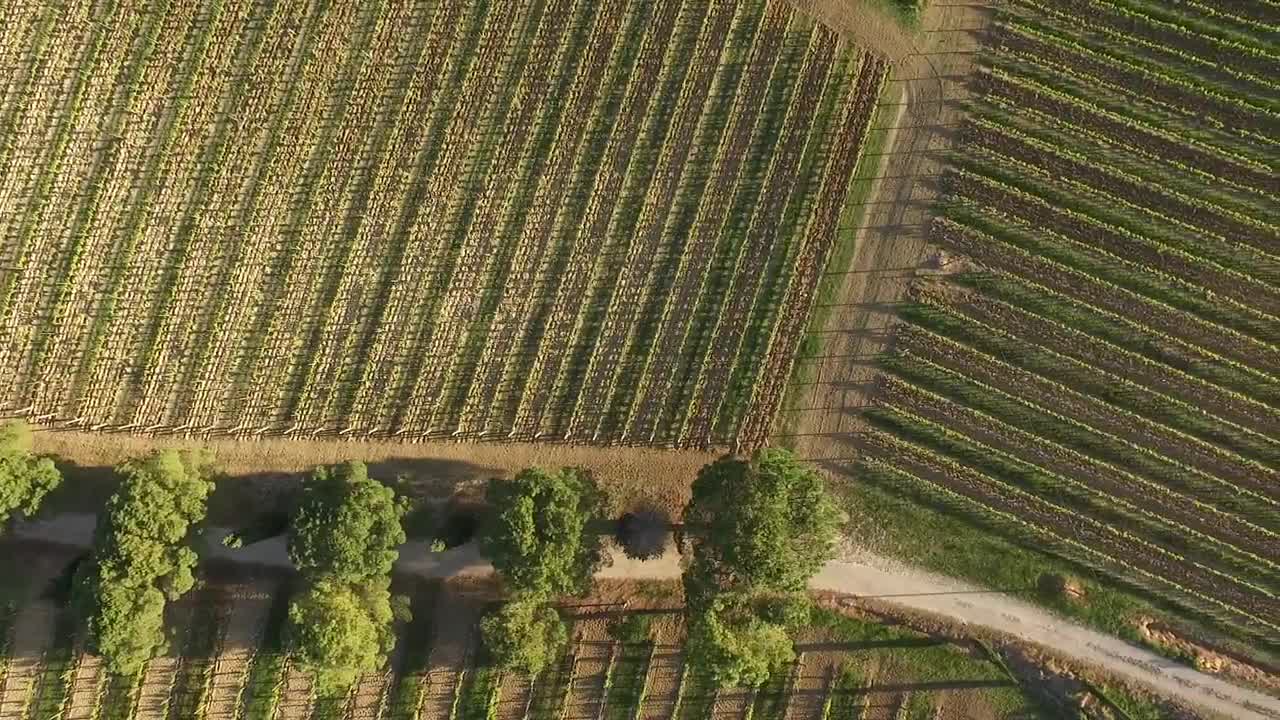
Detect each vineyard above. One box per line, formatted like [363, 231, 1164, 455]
[0, 0, 887, 449]
[860, 0, 1280, 651]
[0, 578, 1037, 720]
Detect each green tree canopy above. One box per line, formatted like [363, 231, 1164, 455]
[682, 448, 839, 604]
[685, 593, 795, 688]
[479, 467, 606, 597]
[0, 420, 62, 529]
[288, 460, 408, 582]
[288, 576, 405, 691]
[480, 593, 568, 675]
[286, 461, 409, 691]
[73, 449, 215, 674]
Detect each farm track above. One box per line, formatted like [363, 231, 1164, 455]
[0, 0, 883, 449]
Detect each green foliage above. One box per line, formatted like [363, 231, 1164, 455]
[286, 460, 410, 692]
[479, 467, 606, 597]
[288, 460, 408, 582]
[685, 594, 794, 688]
[288, 577, 401, 692]
[682, 449, 839, 604]
[0, 420, 62, 529]
[609, 613, 652, 644]
[480, 594, 568, 675]
[755, 593, 812, 630]
[73, 449, 215, 675]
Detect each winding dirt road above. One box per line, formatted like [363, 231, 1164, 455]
[12, 514, 1279, 719]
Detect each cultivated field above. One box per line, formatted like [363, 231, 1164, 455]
[860, 0, 1280, 650]
[0, 577, 1039, 720]
[0, 0, 886, 449]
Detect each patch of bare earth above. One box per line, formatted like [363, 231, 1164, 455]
[562, 619, 614, 720]
[132, 600, 196, 720]
[346, 621, 406, 720]
[710, 687, 755, 719]
[636, 624, 684, 720]
[785, 650, 841, 720]
[0, 601, 57, 720]
[417, 583, 483, 720]
[33, 429, 715, 520]
[61, 651, 106, 720]
[202, 580, 279, 720]
[274, 659, 315, 720]
[774, 1, 994, 462]
[494, 672, 534, 720]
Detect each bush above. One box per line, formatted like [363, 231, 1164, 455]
[73, 449, 214, 674]
[479, 467, 607, 596]
[0, 420, 62, 529]
[480, 594, 567, 675]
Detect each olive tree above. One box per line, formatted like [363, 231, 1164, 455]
[686, 593, 795, 688]
[478, 467, 606, 597]
[73, 449, 215, 674]
[0, 420, 62, 530]
[286, 461, 410, 691]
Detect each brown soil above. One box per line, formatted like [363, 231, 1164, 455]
[61, 653, 106, 720]
[273, 659, 315, 720]
[635, 623, 685, 720]
[494, 672, 535, 720]
[0, 601, 57, 720]
[709, 687, 754, 719]
[133, 601, 197, 720]
[562, 619, 614, 720]
[202, 580, 280, 720]
[1137, 618, 1280, 694]
[417, 583, 484, 720]
[31, 428, 716, 521]
[776, 0, 995, 460]
[783, 650, 839, 720]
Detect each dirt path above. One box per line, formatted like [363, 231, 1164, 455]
[562, 621, 613, 720]
[273, 658, 315, 720]
[709, 687, 754, 720]
[493, 671, 534, 720]
[636, 635, 683, 720]
[0, 601, 56, 720]
[776, 2, 990, 461]
[417, 585, 481, 720]
[784, 653, 836, 720]
[203, 581, 278, 720]
[61, 652, 106, 720]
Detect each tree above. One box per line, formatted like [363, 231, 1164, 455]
[479, 467, 606, 596]
[73, 449, 214, 674]
[685, 593, 794, 688]
[288, 577, 406, 691]
[0, 420, 62, 530]
[288, 460, 408, 582]
[682, 448, 839, 604]
[286, 461, 410, 691]
[480, 593, 568, 675]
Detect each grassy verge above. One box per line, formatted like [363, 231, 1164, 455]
[778, 81, 902, 446]
[455, 666, 501, 720]
[837, 466, 1280, 668]
[811, 607, 1036, 716]
[604, 641, 652, 720]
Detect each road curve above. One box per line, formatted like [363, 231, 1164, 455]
[13, 513, 1279, 720]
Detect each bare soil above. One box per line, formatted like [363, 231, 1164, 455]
[784, 649, 841, 720]
[61, 652, 106, 720]
[274, 659, 315, 720]
[133, 600, 197, 720]
[635, 623, 684, 720]
[562, 619, 614, 720]
[31, 429, 716, 521]
[417, 583, 484, 720]
[0, 601, 57, 720]
[202, 580, 280, 720]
